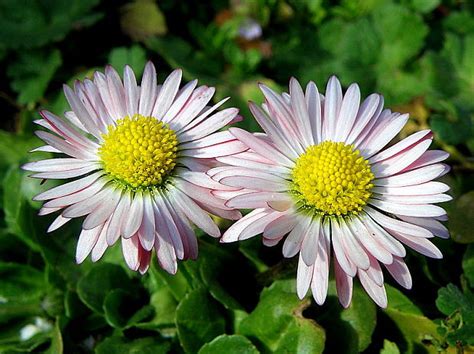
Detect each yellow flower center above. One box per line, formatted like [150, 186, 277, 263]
[291, 141, 374, 216]
[98, 114, 178, 189]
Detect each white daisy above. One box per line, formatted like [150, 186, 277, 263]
[212, 76, 450, 308]
[23, 62, 245, 274]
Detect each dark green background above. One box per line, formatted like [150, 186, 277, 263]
[0, 0, 473, 353]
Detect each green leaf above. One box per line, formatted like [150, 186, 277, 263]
[108, 45, 147, 78]
[380, 339, 400, 354]
[3, 166, 40, 251]
[239, 280, 325, 353]
[175, 287, 226, 353]
[463, 245, 474, 287]
[384, 285, 441, 353]
[77, 263, 133, 314]
[446, 191, 474, 244]
[316, 281, 376, 353]
[373, 3, 428, 70]
[7, 49, 62, 105]
[95, 335, 171, 354]
[411, 0, 440, 13]
[198, 334, 259, 354]
[436, 284, 474, 346]
[0, 0, 102, 49]
[0, 263, 46, 324]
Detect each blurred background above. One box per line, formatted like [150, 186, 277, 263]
[0, 0, 473, 353]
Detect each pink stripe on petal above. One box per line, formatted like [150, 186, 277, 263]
[369, 130, 432, 164]
[365, 255, 384, 286]
[180, 138, 247, 158]
[170, 188, 220, 237]
[63, 85, 102, 138]
[311, 225, 330, 305]
[301, 219, 321, 266]
[339, 221, 370, 270]
[249, 101, 300, 159]
[122, 193, 144, 238]
[219, 176, 288, 192]
[305, 81, 322, 143]
[371, 181, 450, 196]
[33, 171, 103, 201]
[163, 79, 198, 123]
[122, 235, 140, 271]
[229, 128, 294, 166]
[47, 215, 71, 233]
[397, 215, 449, 239]
[35, 131, 96, 160]
[358, 269, 387, 308]
[170, 86, 215, 130]
[332, 221, 357, 276]
[153, 195, 184, 260]
[385, 256, 412, 289]
[106, 191, 131, 246]
[297, 254, 314, 299]
[263, 212, 297, 239]
[76, 224, 103, 264]
[139, 62, 158, 116]
[348, 217, 393, 264]
[179, 108, 240, 142]
[124, 65, 139, 116]
[373, 164, 449, 187]
[360, 213, 406, 257]
[105, 65, 127, 119]
[226, 191, 292, 209]
[365, 206, 433, 237]
[221, 208, 268, 242]
[168, 203, 198, 260]
[334, 83, 361, 142]
[346, 94, 382, 145]
[62, 187, 111, 218]
[400, 150, 449, 173]
[373, 193, 452, 205]
[323, 76, 343, 141]
[389, 232, 443, 259]
[289, 77, 314, 147]
[82, 188, 121, 230]
[368, 199, 446, 218]
[282, 216, 312, 258]
[154, 228, 178, 275]
[371, 139, 432, 178]
[136, 194, 155, 251]
[179, 97, 230, 133]
[358, 113, 409, 158]
[334, 257, 353, 308]
[238, 210, 281, 241]
[152, 69, 182, 119]
[91, 217, 111, 262]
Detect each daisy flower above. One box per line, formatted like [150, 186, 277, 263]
[23, 62, 245, 274]
[212, 76, 450, 308]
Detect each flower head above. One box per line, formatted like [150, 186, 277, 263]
[23, 62, 244, 274]
[214, 76, 450, 308]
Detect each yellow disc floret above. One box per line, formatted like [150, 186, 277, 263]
[98, 114, 178, 189]
[291, 141, 374, 216]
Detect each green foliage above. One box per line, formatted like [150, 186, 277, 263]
[1, 0, 473, 353]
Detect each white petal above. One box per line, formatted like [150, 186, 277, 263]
[297, 254, 313, 299]
[282, 216, 312, 258]
[152, 69, 182, 119]
[122, 193, 144, 238]
[76, 224, 103, 263]
[385, 256, 412, 289]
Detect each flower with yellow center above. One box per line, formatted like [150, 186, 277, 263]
[99, 115, 178, 189]
[291, 141, 374, 216]
[216, 76, 450, 309]
[24, 62, 243, 275]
